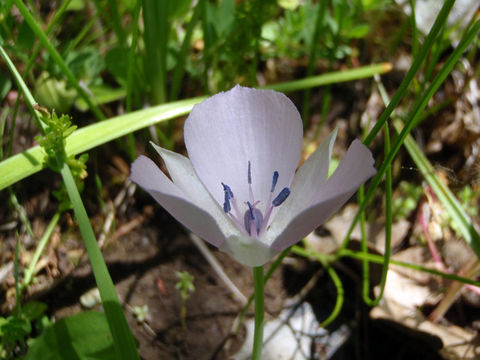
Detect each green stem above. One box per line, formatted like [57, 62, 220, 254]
[235, 248, 290, 334]
[291, 244, 480, 288]
[60, 162, 139, 360]
[22, 211, 61, 290]
[319, 265, 344, 327]
[252, 266, 264, 360]
[22, 0, 72, 79]
[339, 248, 480, 287]
[14, 236, 20, 314]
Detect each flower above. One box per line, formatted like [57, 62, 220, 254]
[131, 85, 376, 267]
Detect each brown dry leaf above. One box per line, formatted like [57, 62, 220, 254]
[374, 218, 411, 253]
[312, 203, 409, 255]
[391, 246, 438, 283]
[372, 301, 478, 359]
[371, 248, 479, 359]
[324, 204, 364, 244]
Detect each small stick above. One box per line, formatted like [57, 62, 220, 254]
[189, 233, 247, 306]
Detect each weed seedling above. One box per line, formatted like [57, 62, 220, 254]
[175, 271, 195, 329]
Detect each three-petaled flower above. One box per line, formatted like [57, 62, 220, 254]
[131, 85, 376, 266]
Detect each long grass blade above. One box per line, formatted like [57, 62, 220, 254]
[0, 97, 205, 190]
[0, 63, 389, 190]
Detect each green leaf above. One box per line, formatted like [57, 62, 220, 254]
[26, 311, 115, 360]
[216, 0, 235, 35]
[65, 47, 105, 86]
[120, 0, 137, 12]
[278, 0, 302, 10]
[17, 19, 35, 51]
[33, 71, 77, 114]
[66, 0, 85, 11]
[1, 316, 31, 343]
[345, 23, 370, 38]
[168, 0, 193, 19]
[105, 47, 129, 86]
[75, 85, 126, 112]
[21, 302, 48, 322]
[0, 71, 12, 102]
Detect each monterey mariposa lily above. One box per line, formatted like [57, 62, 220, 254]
[131, 85, 376, 267]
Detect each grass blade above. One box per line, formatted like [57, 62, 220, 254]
[143, 0, 169, 104]
[261, 63, 392, 92]
[0, 97, 205, 190]
[12, 0, 105, 120]
[363, 0, 456, 146]
[0, 63, 390, 190]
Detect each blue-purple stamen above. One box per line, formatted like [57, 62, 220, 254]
[222, 183, 234, 213]
[270, 171, 279, 193]
[272, 187, 290, 206]
[222, 182, 234, 199]
[221, 162, 290, 236]
[223, 192, 231, 213]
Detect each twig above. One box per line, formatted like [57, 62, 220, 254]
[98, 180, 136, 248]
[189, 233, 247, 306]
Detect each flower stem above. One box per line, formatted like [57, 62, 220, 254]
[252, 266, 264, 360]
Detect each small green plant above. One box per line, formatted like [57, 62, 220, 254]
[392, 181, 423, 221]
[35, 110, 88, 212]
[444, 185, 479, 237]
[0, 301, 49, 360]
[175, 271, 195, 329]
[133, 305, 150, 324]
[458, 185, 478, 217]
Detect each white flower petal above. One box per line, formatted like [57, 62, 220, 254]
[270, 139, 376, 252]
[220, 235, 275, 267]
[131, 155, 237, 247]
[269, 128, 338, 237]
[150, 145, 225, 219]
[184, 85, 303, 207]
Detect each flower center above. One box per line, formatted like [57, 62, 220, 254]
[221, 161, 290, 238]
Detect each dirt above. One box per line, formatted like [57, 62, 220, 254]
[22, 197, 286, 359]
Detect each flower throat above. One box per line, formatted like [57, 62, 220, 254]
[221, 161, 290, 237]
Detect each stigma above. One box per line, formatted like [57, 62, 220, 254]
[221, 161, 290, 238]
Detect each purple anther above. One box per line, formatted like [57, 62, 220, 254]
[270, 171, 279, 193]
[248, 161, 252, 184]
[223, 192, 231, 213]
[222, 182, 234, 199]
[272, 187, 290, 207]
